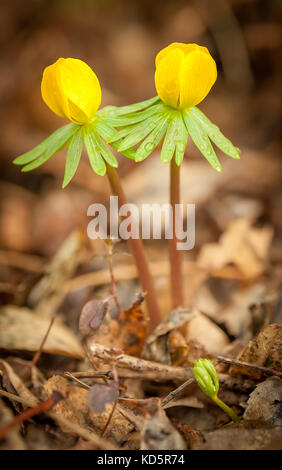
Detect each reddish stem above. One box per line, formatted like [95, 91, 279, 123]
[0, 392, 62, 440]
[106, 164, 162, 329]
[169, 159, 184, 307]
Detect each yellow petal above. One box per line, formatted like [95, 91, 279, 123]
[41, 58, 68, 120]
[155, 43, 210, 67]
[154, 48, 184, 109]
[58, 58, 101, 124]
[179, 50, 217, 109]
[41, 58, 101, 124]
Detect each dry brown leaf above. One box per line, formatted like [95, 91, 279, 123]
[29, 230, 86, 317]
[243, 377, 282, 425]
[231, 323, 282, 378]
[118, 397, 187, 450]
[0, 359, 38, 407]
[169, 417, 204, 449]
[79, 298, 109, 336]
[94, 293, 147, 357]
[140, 399, 187, 450]
[193, 422, 282, 450]
[185, 310, 230, 354]
[197, 218, 273, 279]
[0, 306, 84, 358]
[43, 376, 133, 443]
[142, 308, 194, 364]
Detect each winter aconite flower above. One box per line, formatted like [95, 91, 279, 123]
[155, 43, 217, 110]
[41, 58, 102, 125]
[107, 42, 240, 170]
[193, 359, 239, 422]
[14, 58, 134, 186]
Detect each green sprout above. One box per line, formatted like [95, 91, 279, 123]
[193, 359, 239, 422]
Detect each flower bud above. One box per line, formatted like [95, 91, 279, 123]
[193, 358, 219, 398]
[41, 58, 102, 125]
[154, 43, 217, 110]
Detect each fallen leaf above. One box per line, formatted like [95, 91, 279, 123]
[142, 308, 194, 364]
[44, 376, 133, 442]
[243, 377, 282, 425]
[169, 417, 204, 449]
[193, 422, 282, 450]
[198, 218, 273, 279]
[0, 359, 38, 407]
[94, 293, 147, 357]
[79, 298, 109, 336]
[0, 306, 84, 358]
[185, 310, 230, 354]
[140, 399, 187, 450]
[231, 323, 282, 378]
[88, 382, 118, 413]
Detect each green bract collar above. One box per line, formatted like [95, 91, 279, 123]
[104, 96, 240, 171]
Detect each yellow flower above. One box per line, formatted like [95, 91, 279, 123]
[41, 58, 102, 125]
[155, 43, 217, 110]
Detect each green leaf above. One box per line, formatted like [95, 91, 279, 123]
[13, 124, 77, 165]
[98, 96, 160, 117]
[175, 113, 188, 166]
[92, 130, 118, 167]
[83, 127, 106, 176]
[135, 114, 170, 162]
[21, 124, 78, 172]
[184, 112, 222, 172]
[62, 128, 84, 188]
[117, 115, 164, 152]
[103, 102, 166, 128]
[94, 118, 120, 142]
[110, 140, 136, 161]
[107, 124, 137, 144]
[13, 144, 44, 166]
[161, 113, 178, 163]
[189, 107, 240, 159]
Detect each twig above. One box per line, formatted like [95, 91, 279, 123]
[88, 341, 193, 382]
[31, 315, 56, 367]
[217, 355, 282, 378]
[104, 239, 123, 316]
[0, 250, 44, 272]
[0, 391, 62, 440]
[161, 378, 196, 407]
[64, 372, 91, 389]
[0, 388, 116, 450]
[101, 398, 118, 438]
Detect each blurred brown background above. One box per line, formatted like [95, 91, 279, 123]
[0, 0, 281, 261]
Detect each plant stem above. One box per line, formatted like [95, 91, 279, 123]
[169, 159, 184, 308]
[106, 164, 162, 329]
[213, 395, 239, 422]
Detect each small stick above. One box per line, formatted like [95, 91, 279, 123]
[104, 239, 123, 316]
[101, 398, 118, 438]
[32, 315, 56, 367]
[217, 355, 282, 378]
[0, 391, 62, 440]
[88, 341, 193, 382]
[64, 372, 91, 389]
[161, 378, 195, 407]
[0, 389, 116, 450]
